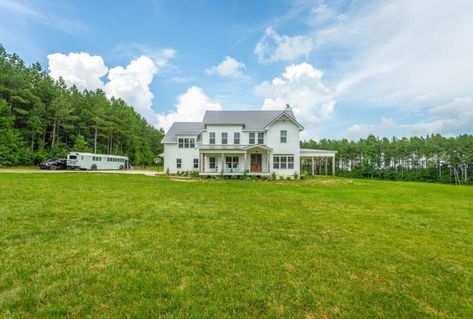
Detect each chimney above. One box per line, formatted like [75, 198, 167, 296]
[285, 103, 291, 110]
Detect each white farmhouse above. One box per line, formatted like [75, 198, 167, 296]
[162, 105, 336, 177]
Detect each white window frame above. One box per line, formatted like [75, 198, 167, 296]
[225, 156, 239, 169]
[209, 132, 216, 145]
[273, 155, 294, 169]
[221, 132, 228, 145]
[280, 130, 287, 143]
[209, 157, 216, 169]
[249, 132, 255, 144]
[234, 132, 240, 145]
[258, 132, 264, 144]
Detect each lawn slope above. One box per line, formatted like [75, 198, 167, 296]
[0, 174, 472, 318]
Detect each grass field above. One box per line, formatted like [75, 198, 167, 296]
[0, 174, 472, 318]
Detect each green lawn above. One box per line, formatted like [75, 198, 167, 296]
[0, 174, 472, 318]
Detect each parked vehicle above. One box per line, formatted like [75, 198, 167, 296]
[39, 159, 67, 170]
[67, 152, 129, 170]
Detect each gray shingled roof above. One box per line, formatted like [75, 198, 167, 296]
[163, 110, 300, 143]
[202, 110, 297, 130]
[162, 122, 203, 143]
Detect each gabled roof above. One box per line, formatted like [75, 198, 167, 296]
[202, 110, 299, 130]
[162, 122, 203, 143]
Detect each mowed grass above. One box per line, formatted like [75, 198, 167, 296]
[0, 174, 472, 318]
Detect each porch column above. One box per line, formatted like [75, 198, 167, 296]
[244, 152, 247, 172]
[311, 157, 314, 176]
[332, 156, 335, 175]
[325, 157, 328, 175]
[221, 153, 224, 173]
[267, 151, 270, 173]
[199, 153, 202, 172]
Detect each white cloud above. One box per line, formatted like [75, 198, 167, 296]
[157, 86, 222, 131]
[48, 52, 158, 124]
[312, 0, 473, 107]
[343, 96, 473, 139]
[254, 63, 335, 133]
[403, 96, 473, 136]
[47, 52, 108, 90]
[104, 56, 158, 124]
[344, 118, 397, 140]
[205, 56, 247, 79]
[254, 27, 314, 63]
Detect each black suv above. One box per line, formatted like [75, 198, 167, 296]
[39, 159, 67, 170]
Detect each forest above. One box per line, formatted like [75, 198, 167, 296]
[302, 134, 473, 185]
[0, 46, 471, 185]
[0, 45, 164, 167]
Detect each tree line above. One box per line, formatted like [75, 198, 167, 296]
[302, 134, 473, 185]
[0, 45, 164, 167]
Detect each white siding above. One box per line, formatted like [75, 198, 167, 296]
[164, 139, 199, 174]
[266, 119, 301, 176]
[203, 125, 246, 144]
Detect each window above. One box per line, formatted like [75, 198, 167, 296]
[273, 155, 294, 169]
[176, 158, 182, 169]
[258, 132, 264, 144]
[249, 132, 255, 144]
[225, 156, 239, 169]
[209, 132, 216, 144]
[178, 137, 195, 148]
[288, 156, 294, 169]
[69, 155, 77, 160]
[209, 157, 216, 169]
[280, 130, 287, 143]
[222, 132, 228, 144]
[193, 158, 199, 169]
[280, 156, 287, 169]
[234, 132, 240, 145]
[273, 156, 280, 169]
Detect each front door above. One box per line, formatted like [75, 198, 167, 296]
[250, 154, 262, 172]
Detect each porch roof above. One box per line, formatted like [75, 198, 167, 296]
[198, 144, 272, 152]
[300, 148, 337, 158]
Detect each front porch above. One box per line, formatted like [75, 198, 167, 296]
[198, 145, 272, 176]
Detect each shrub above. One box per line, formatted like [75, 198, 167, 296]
[286, 176, 292, 180]
[293, 172, 299, 180]
[166, 168, 170, 176]
[279, 176, 284, 180]
[191, 170, 199, 178]
[271, 172, 277, 180]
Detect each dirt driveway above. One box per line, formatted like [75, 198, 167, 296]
[0, 168, 162, 177]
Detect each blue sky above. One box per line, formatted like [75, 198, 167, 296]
[1, 0, 472, 139]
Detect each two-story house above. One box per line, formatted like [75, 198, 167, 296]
[162, 105, 336, 177]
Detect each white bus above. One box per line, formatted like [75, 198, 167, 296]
[67, 152, 129, 170]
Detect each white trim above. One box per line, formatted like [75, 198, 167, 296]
[264, 111, 304, 130]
